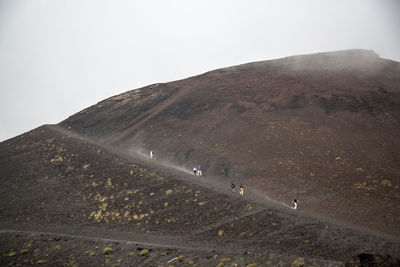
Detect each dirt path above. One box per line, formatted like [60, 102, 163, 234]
[0, 228, 345, 266]
[47, 124, 294, 210]
[0, 228, 208, 252]
[45, 124, 400, 243]
[106, 87, 189, 145]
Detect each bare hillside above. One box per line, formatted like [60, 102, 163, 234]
[61, 49, 400, 237]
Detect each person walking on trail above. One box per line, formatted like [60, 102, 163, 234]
[197, 166, 202, 176]
[68, 126, 71, 132]
[231, 182, 236, 192]
[193, 167, 197, 175]
[292, 198, 298, 209]
[239, 184, 244, 195]
[150, 151, 154, 159]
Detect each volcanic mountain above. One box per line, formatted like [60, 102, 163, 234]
[1, 49, 400, 266]
[62, 49, 400, 236]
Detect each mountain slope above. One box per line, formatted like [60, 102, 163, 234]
[1, 124, 399, 266]
[60, 49, 400, 237]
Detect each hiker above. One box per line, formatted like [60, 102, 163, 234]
[193, 167, 197, 175]
[150, 151, 154, 159]
[197, 166, 201, 176]
[68, 126, 71, 132]
[292, 198, 298, 209]
[231, 182, 236, 192]
[239, 184, 244, 195]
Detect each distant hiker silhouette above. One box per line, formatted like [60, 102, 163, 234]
[292, 198, 298, 209]
[239, 185, 244, 195]
[150, 151, 154, 159]
[197, 166, 202, 176]
[68, 126, 71, 132]
[193, 167, 197, 175]
[231, 182, 236, 192]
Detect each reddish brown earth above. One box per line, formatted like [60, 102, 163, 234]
[1, 49, 400, 266]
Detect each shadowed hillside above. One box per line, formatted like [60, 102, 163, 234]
[61, 49, 400, 237]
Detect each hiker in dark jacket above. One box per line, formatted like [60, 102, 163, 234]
[231, 182, 236, 192]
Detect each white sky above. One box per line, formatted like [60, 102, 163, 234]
[1, 0, 399, 141]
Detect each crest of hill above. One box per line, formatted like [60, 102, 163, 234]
[61, 49, 400, 138]
[60, 49, 400, 236]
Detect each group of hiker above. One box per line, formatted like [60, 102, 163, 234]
[193, 166, 202, 176]
[231, 182, 244, 195]
[148, 150, 298, 209]
[63, 128, 299, 210]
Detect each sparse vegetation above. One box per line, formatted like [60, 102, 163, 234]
[292, 258, 305, 267]
[103, 247, 113, 255]
[4, 252, 16, 257]
[19, 249, 29, 255]
[220, 258, 231, 263]
[166, 189, 173, 195]
[381, 179, 392, 187]
[140, 249, 149, 256]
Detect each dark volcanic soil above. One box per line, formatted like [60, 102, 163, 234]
[1, 50, 400, 266]
[0, 125, 399, 266]
[60, 49, 400, 237]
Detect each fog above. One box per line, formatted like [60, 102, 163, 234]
[1, 0, 399, 141]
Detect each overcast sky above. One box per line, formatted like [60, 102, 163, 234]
[1, 0, 399, 141]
